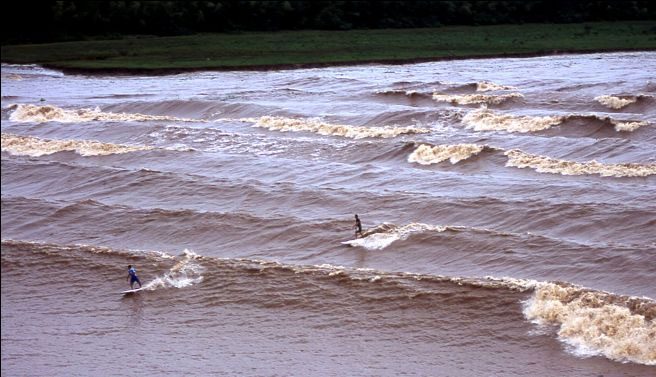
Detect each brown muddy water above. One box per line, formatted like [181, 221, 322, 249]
[1, 52, 655, 376]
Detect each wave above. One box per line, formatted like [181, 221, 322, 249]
[343, 223, 447, 249]
[342, 222, 549, 251]
[145, 249, 205, 290]
[432, 92, 524, 105]
[102, 99, 278, 120]
[524, 281, 655, 365]
[0, 196, 336, 253]
[374, 89, 433, 100]
[239, 116, 430, 139]
[408, 143, 656, 177]
[1, 239, 201, 292]
[224, 254, 656, 367]
[462, 108, 649, 133]
[504, 149, 656, 177]
[7, 103, 199, 123]
[439, 80, 518, 93]
[407, 143, 495, 165]
[4, 238, 653, 365]
[342, 219, 656, 255]
[595, 94, 655, 110]
[434, 80, 519, 94]
[462, 108, 562, 132]
[0, 238, 176, 260]
[475, 81, 517, 92]
[1, 238, 536, 294]
[352, 80, 517, 106]
[1, 133, 154, 157]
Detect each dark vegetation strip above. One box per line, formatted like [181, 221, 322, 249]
[2, 22, 655, 74]
[3, 0, 655, 44]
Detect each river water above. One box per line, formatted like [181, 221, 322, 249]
[2, 52, 655, 376]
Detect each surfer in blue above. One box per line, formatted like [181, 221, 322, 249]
[354, 214, 363, 238]
[127, 265, 142, 289]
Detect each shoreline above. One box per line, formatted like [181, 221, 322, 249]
[42, 48, 652, 76]
[5, 22, 654, 76]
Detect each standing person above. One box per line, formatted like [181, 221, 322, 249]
[127, 265, 142, 289]
[354, 214, 363, 238]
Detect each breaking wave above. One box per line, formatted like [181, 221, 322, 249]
[475, 81, 517, 92]
[504, 149, 656, 177]
[407, 143, 494, 165]
[4, 238, 653, 366]
[595, 94, 655, 109]
[595, 95, 637, 109]
[7, 103, 200, 123]
[374, 89, 433, 100]
[240, 116, 430, 139]
[432, 92, 524, 105]
[342, 222, 546, 251]
[1, 133, 153, 157]
[462, 108, 649, 133]
[524, 282, 656, 365]
[343, 223, 447, 250]
[462, 108, 561, 132]
[407, 143, 656, 177]
[146, 249, 205, 290]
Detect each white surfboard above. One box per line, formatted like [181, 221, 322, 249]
[122, 287, 145, 295]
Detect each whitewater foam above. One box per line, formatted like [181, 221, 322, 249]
[462, 108, 649, 133]
[432, 93, 523, 105]
[8, 103, 200, 123]
[505, 149, 656, 177]
[595, 95, 638, 109]
[408, 144, 488, 165]
[476, 81, 517, 92]
[147, 249, 205, 290]
[241, 116, 430, 139]
[1, 133, 153, 157]
[462, 108, 563, 133]
[344, 223, 446, 250]
[524, 282, 656, 365]
[611, 120, 649, 132]
[405, 142, 655, 177]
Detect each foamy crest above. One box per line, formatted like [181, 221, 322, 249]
[244, 116, 429, 139]
[345, 223, 446, 250]
[476, 81, 517, 91]
[8, 103, 198, 123]
[1, 133, 153, 157]
[505, 149, 656, 177]
[375, 89, 423, 97]
[463, 108, 649, 133]
[595, 95, 637, 109]
[524, 282, 656, 365]
[462, 108, 563, 132]
[408, 143, 487, 165]
[147, 249, 204, 290]
[432, 93, 523, 105]
[611, 120, 648, 132]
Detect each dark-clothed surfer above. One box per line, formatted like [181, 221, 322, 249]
[354, 214, 363, 238]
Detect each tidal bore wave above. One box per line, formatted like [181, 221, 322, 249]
[3, 238, 654, 366]
[407, 143, 656, 177]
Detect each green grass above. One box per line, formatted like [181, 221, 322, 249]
[2, 22, 655, 72]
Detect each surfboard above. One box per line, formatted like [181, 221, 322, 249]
[122, 287, 144, 295]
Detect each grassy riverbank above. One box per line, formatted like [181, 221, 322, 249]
[2, 21, 655, 73]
